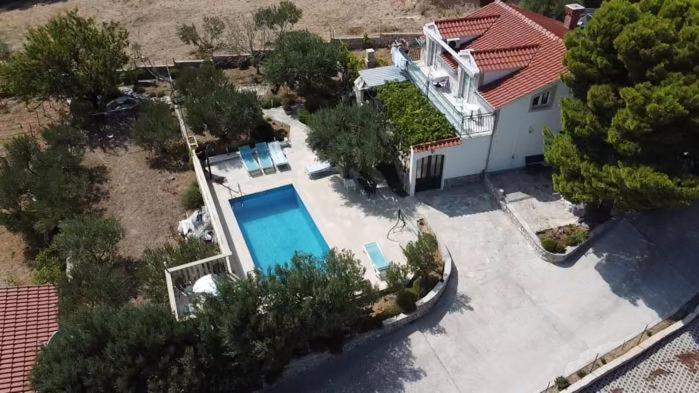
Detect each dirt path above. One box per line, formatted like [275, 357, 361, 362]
[0, 0, 479, 62]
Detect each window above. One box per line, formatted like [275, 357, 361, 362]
[530, 89, 554, 110]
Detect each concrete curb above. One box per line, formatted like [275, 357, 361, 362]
[483, 174, 618, 265]
[276, 242, 455, 381]
[561, 304, 699, 392]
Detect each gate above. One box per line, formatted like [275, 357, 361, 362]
[415, 154, 444, 192]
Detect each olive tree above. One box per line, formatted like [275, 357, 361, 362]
[307, 103, 392, 177]
[0, 11, 129, 108]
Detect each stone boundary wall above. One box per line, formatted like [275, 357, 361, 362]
[273, 243, 455, 383]
[562, 305, 699, 392]
[331, 32, 423, 50]
[483, 173, 619, 264]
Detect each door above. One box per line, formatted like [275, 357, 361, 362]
[415, 154, 444, 192]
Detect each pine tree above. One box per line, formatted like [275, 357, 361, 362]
[545, 0, 699, 212]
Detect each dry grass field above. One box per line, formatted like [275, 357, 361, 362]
[0, 0, 479, 62]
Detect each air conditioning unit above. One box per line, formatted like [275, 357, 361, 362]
[446, 38, 459, 49]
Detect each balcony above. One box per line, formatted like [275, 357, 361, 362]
[396, 49, 495, 137]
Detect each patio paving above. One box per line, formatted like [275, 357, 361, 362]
[268, 185, 699, 393]
[488, 168, 580, 233]
[207, 108, 418, 285]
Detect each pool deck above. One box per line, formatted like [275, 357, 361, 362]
[207, 108, 418, 286]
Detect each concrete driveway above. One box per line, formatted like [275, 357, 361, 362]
[269, 185, 699, 393]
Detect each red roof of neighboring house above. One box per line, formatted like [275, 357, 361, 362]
[0, 286, 59, 393]
[434, 1, 568, 108]
[413, 137, 462, 153]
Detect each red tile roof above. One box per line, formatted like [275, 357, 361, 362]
[434, 1, 568, 108]
[439, 53, 458, 70]
[507, 4, 569, 39]
[0, 286, 59, 393]
[472, 44, 540, 71]
[413, 137, 462, 153]
[434, 15, 500, 39]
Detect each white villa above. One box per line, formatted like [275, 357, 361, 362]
[163, 1, 592, 319]
[355, 1, 588, 195]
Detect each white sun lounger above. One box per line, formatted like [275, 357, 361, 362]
[239, 146, 261, 176]
[305, 161, 333, 178]
[255, 143, 275, 173]
[364, 242, 390, 276]
[268, 141, 289, 169]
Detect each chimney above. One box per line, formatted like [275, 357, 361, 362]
[563, 4, 585, 30]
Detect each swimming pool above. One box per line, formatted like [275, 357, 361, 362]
[230, 185, 330, 272]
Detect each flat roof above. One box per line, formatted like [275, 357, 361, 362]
[357, 66, 407, 89]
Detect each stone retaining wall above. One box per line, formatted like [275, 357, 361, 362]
[483, 173, 618, 264]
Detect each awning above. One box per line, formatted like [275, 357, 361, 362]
[355, 66, 408, 90]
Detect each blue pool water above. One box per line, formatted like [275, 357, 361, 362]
[230, 185, 330, 272]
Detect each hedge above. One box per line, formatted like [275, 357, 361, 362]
[376, 82, 455, 152]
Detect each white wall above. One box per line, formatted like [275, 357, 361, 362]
[408, 135, 491, 195]
[486, 81, 569, 172]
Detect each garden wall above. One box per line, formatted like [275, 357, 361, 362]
[330, 32, 423, 50]
[483, 173, 619, 264]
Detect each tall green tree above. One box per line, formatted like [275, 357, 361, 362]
[31, 304, 210, 393]
[254, 0, 303, 40]
[197, 249, 376, 385]
[184, 85, 265, 139]
[132, 100, 182, 159]
[139, 238, 218, 303]
[307, 103, 392, 177]
[545, 0, 699, 212]
[263, 31, 345, 97]
[52, 216, 122, 265]
[175, 61, 229, 99]
[0, 11, 129, 108]
[0, 125, 89, 247]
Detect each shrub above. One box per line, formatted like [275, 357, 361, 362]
[403, 232, 440, 281]
[175, 62, 228, 99]
[577, 369, 587, 378]
[298, 107, 311, 124]
[132, 100, 181, 158]
[385, 262, 411, 290]
[567, 226, 589, 246]
[554, 376, 570, 391]
[395, 288, 417, 313]
[377, 303, 402, 321]
[181, 181, 204, 211]
[541, 237, 565, 253]
[33, 249, 64, 285]
[0, 39, 10, 61]
[139, 238, 217, 303]
[376, 82, 455, 153]
[260, 94, 282, 109]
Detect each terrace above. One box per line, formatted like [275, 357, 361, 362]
[390, 23, 496, 137]
[166, 107, 420, 318]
